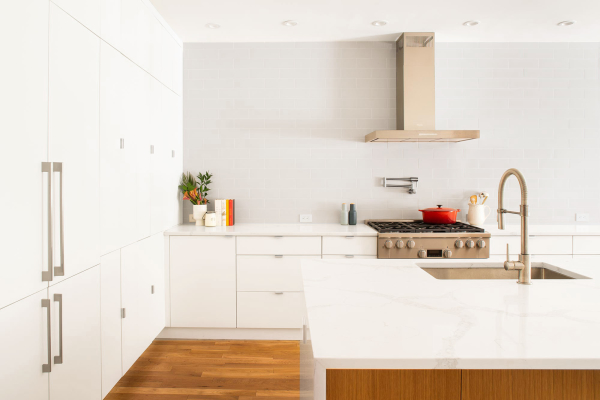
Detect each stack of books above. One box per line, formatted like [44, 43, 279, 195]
[214, 199, 235, 226]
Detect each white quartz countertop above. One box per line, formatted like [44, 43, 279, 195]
[163, 223, 377, 236]
[165, 223, 600, 237]
[301, 257, 600, 369]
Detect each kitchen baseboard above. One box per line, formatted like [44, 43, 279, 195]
[157, 327, 302, 341]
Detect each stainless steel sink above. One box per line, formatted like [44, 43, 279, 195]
[419, 263, 590, 280]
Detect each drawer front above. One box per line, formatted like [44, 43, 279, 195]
[491, 236, 572, 255]
[237, 256, 319, 291]
[573, 236, 600, 255]
[322, 236, 377, 255]
[237, 292, 305, 329]
[322, 255, 377, 260]
[237, 236, 321, 255]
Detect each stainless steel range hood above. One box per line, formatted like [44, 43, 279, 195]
[365, 32, 480, 143]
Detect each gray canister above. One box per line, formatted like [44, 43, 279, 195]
[348, 203, 357, 225]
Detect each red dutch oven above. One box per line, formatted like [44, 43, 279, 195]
[419, 205, 461, 224]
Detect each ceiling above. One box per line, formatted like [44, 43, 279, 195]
[149, 0, 600, 43]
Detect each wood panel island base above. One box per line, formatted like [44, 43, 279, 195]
[326, 369, 600, 400]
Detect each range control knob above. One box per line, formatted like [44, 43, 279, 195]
[477, 239, 487, 248]
[466, 239, 475, 248]
[417, 249, 427, 258]
[455, 240, 464, 249]
[443, 249, 453, 258]
[396, 240, 405, 249]
[384, 240, 393, 249]
[407, 240, 416, 249]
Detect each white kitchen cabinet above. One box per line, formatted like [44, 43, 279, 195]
[51, 0, 101, 36]
[100, 42, 139, 255]
[100, 0, 121, 50]
[573, 236, 600, 255]
[48, 266, 102, 400]
[160, 27, 174, 90]
[237, 292, 306, 329]
[150, 80, 168, 234]
[322, 236, 377, 256]
[0, 289, 50, 400]
[322, 255, 378, 260]
[170, 236, 237, 328]
[49, 5, 101, 284]
[237, 236, 322, 255]
[163, 87, 183, 229]
[100, 250, 122, 398]
[0, 0, 49, 309]
[121, 233, 165, 373]
[237, 256, 319, 292]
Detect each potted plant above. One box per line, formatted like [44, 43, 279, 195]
[196, 171, 213, 204]
[179, 172, 207, 226]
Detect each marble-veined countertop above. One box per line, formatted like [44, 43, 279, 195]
[301, 256, 600, 369]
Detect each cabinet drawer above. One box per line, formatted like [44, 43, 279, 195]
[573, 236, 600, 255]
[491, 236, 572, 255]
[237, 256, 319, 291]
[237, 292, 305, 329]
[322, 236, 377, 255]
[322, 255, 377, 260]
[237, 236, 321, 255]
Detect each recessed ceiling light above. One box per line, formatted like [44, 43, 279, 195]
[371, 20, 388, 27]
[205, 23, 220, 29]
[557, 20, 575, 26]
[463, 20, 480, 27]
[282, 20, 298, 27]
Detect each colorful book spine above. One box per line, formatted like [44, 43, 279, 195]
[214, 200, 222, 226]
[221, 199, 227, 226]
[228, 200, 233, 226]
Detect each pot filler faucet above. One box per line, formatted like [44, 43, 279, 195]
[497, 168, 531, 285]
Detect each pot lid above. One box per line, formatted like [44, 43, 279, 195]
[419, 205, 460, 212]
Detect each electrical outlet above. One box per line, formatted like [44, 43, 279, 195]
[188, 213, 195, 222]
[300, 214, 312, 223]
[576, 213, 590, 222]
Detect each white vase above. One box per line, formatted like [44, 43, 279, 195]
[193, 204, 207, 226]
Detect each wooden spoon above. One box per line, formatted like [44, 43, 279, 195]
[470, 195, 478, 205]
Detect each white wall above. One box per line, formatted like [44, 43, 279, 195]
[182, 41, 600, 225]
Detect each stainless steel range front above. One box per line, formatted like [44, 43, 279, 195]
[366, 220, 491, 259]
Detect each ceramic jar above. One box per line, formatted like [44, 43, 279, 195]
[467, 204, 491, 227]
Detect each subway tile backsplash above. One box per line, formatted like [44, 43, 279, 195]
[183, 42, 600, 224]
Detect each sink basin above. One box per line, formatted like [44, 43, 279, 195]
[419, 262, 590, 280]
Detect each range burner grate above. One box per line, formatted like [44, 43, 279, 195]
[367, 220, 485, 234]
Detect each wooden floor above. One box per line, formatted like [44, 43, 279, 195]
[106, 340, 300, 400]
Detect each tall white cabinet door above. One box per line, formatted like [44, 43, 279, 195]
[49, 266, 101, 400]
[0, 290, 50, 400]
[100, 250, 122, 398]
[0, 0, 49, 309]
[170, 236, 236, 328]
[163, 87, 183, 229]
[100, 0, 121, 50]
[48, 5, 101, 284]
[100, 43, 137, 255]
[121, 234, 164, 373]
[149, 81, 165, 234]
[51, 0, 101, 36]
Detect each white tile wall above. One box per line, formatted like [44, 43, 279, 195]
[183, 42, 600, 224]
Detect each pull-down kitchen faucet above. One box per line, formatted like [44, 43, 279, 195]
[497, 168, 531, 285]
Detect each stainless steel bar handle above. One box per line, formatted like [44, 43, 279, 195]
[53, 163, 64, 277]
[53, 294, 63, 364]
[42, 162, 53, 282]
[302, 317, 307, 344]
[41, 299, 51, 372]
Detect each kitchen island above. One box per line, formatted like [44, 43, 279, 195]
[300, 257, 600, 400]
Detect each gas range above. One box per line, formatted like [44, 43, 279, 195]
[366, 220, 490, 259]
